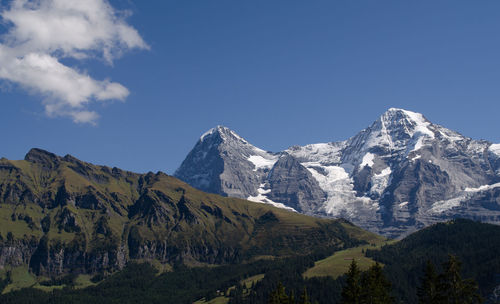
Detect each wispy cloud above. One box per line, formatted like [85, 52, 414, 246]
[0, 0, 148, 124]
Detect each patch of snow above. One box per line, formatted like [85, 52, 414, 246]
[200, 126, 249, 144]
[301, 162, 379, 217]
[429, 196, 465, 214]
[247, 184, 296, 212]
[247, 154, 278, 171]
[303, 163, 356, 215]
[408, 154, 422, 161]
[398, 201, 408, 208]
[286, 142, 346, 164]
[303, 162, 349, 182]
[401, 109, 435, 139]
[464, 183, 500, 193]
[436, 125, 463, 142]
[490, 144, 500, 157]
[200, 128, 217, 142]
[227, 129, 248, 143]
[360, 153, 375, 168]
[412, 137, 425, 151]
[370, 167, 392, 196]
[430, 183, 500, 214]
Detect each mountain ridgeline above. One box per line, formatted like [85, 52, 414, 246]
[175, 108, 500, 238]
[0, 149, 371, 277]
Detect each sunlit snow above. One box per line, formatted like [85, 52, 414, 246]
[247, 155, 278, 171]
[370, 167, 392, 196]
[430, 183, 500, 213]
[361, 153, 375, 167]
[247, 184, 296, 212]
[490, 144, 500, 157]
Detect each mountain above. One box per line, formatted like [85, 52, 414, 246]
[174, 126, 324, 213]
[175, 108, 500, 238]
[0, 148, 372, 278]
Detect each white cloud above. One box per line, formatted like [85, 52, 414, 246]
[0, 0, 148, 124]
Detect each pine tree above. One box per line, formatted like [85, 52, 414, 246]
[359, 262, 393, 304]
[289, 290, 295, 304]
[268, 282, 291, 304]
[341, 259, 362, 304]
[417, 260, 438, 304]
[299, 288, 311, 304]
[435, 255, 482, 304]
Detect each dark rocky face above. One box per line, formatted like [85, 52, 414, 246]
[267, 154, 326, 214]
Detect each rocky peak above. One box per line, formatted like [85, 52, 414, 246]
[379, 108, 433, 138]
[359, 109, 434, 149]
[62, 154, 82, 164]
[200, 125, 248, 145]
[183, 125, 274, 166]
[342, 108, 447, 167]
[175, 126, 279, 200]
[24, 148, 60, 168]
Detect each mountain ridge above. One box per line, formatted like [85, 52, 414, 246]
[0, 148, 373, 278]
[175, 108, 500, 238]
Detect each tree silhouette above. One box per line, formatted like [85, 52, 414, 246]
[299, 287, 311, 304]
[341, 259, 361, 304]
[340, 261, 393, 304]
[359, 262, 393, 304]
[268, 282, 292, 304]
[435, 255, 482, 304]
[417, 260, 438, 304]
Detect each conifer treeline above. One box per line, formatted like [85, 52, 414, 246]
[268, 255, 483, 304]
[340, 260, 393, 304]
[417, 256, 482, 304]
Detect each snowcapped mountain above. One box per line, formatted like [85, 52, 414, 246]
[175, 109, 500, 238]
[175, 126, 296, 211]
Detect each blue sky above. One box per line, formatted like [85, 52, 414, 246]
[1, 0, 500, 173]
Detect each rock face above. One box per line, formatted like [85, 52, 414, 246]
[175, 126, 297, 211]
[175, 108, 500, 238]
[0, 149, 366, 277]
[267, 154, 326, 214]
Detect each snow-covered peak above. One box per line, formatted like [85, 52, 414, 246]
[198, 125, 278, 170]
[378, 108, 434, 139]
[200, 125, 248, 144]
[343, 108, 435, 161]
[490, 144, 500, 157]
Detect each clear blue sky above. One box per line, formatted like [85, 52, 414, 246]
[1, 0, 500, 173]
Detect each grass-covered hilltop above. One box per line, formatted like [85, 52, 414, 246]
[0, 149, 375, 291]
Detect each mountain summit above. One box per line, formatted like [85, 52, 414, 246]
[175, 126, 299, 211]
[175, 109, 500, 238]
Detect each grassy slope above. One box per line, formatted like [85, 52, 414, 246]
[0, 149, 380, 293]
[303, 225, 388, 278]
[0, 152, 345, 245]
[1, 266, 37, 294]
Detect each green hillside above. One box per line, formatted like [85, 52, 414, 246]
[366, 219, 500, 303]
[0, 148, 374, 291]
[303, 235, 388, 279]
